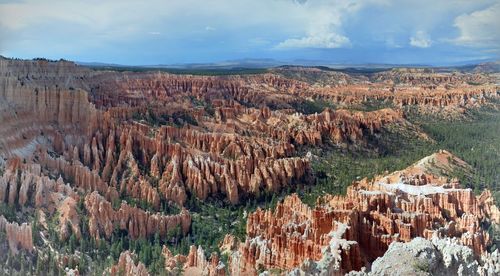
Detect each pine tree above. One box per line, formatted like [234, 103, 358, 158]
[35, 253, 42, 275]
[20, 253, 25, 274]
[69, 233, 77, 253]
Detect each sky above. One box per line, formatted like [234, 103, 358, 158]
[0, 0, 499, 66]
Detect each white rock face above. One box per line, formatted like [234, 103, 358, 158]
[287, 222, 357, 276]
[366, 236, 500, 276]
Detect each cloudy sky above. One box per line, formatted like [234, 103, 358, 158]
[0, 0, 498, 65]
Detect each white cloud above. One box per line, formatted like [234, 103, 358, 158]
[0, 0, 497, 62]
[453, 2, 500, 48]
[410, 31, 432, 48]
[0, 0, 366, 53]
[277, 33, 349, 49]
[275, 0, 371, 49]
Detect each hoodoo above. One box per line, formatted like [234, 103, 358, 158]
[0, 53, 498, 275]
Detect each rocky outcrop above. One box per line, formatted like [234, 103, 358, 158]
[110, 251, 149, 276]
[223, 151, 499, 275]
[58, 197, 82, 240]
[364, 236, 500, 276]
[84, 191, 191, 240]
[0, 215, 33, 255]
[162, 245, 226, 276]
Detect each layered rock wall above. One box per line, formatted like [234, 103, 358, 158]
[0, 81, 99, 159]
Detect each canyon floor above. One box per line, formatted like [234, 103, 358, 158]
[0, 57, 499, 275]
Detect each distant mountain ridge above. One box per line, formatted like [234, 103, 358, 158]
[78, 58, 500, 73]
[1, 55, 498, 73]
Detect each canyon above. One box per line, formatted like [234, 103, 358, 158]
[0, 56, 498, 275]
[0, 57, 417, 207]
[2, 58, 497, 208]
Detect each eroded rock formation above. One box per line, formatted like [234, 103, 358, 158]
[110, 251, 149, 276]
[2, 57, 497, 207]
[0, 157, 80, 241]
[84, 191, 191, 240]
[0, 215, 33, 255]
[0, 82, 99, 159]
[0, 57, 499, 274]
[162, 245, 226, 276]
[272, 66, 500, 116]
[222, 151, 499, 275]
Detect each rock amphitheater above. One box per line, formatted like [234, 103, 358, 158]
[0, 57, 499, 275]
